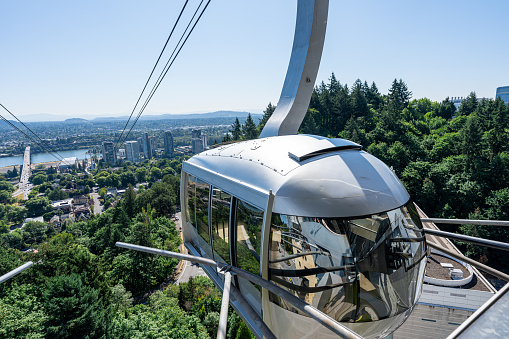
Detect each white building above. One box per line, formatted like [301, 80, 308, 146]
[125, 141, 140, 163]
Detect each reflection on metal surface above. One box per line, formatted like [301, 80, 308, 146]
[268, 202, 426, 338]
[212, 187, 231, 264]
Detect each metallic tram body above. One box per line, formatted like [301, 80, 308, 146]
[181, 136, 426, 338]
[180, 1, 426, 338]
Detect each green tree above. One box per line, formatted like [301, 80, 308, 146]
[242, 113, 258, 140]
[0, 284, 47, 338]
[150, 167, 162, 181]
[25, 196, 53, 217]
[122, 184, 136, 218]
[120, 171, 136, 188]
[107, 173, 121, 188]
[31, 173, 48, 185]
[387, 78, 412, 112]
[457, 92, 478, 116]
[135, 167, 148, 183]
[230, 118, 242, 141]
[43, 273, 111, 338]
[257, 102, 276, 133]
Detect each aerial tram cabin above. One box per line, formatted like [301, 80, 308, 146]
[180, 1, 427, 338]
[180, 135, 427, 338]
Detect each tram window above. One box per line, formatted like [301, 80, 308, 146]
[195, 178, 213, 258]
[211, 187, 230, 264]
[268, 202, 426, 323]
[236, 199, 263, 276]
[186, 175, 196, 227]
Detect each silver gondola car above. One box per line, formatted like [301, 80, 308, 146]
[181, 134, 426, 338]
[181, 1, 426, 338]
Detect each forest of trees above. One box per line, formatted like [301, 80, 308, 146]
[228, 73, 509, 274]
[0, 158, 255, 338]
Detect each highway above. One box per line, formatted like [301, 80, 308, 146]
[20, 147, 31, 200]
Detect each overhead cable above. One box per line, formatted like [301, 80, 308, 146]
[0, 113, 62, 162]
[115, 0, 190, 150]
[120, 0, 212, 145]
[0, 102, 65, 160]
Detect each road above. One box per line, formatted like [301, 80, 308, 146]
[90, 188, 103, 215]
[173, 212, 207, 284]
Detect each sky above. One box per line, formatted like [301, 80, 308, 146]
[1, 0, 508, 121]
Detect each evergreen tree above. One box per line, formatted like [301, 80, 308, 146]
[437, 97, 456, 120]
[257, 102, 276, 133]
[350, 79, 369, 118]
[44, 273, 111, 338]
[458, 92, 478, 116]
[230, 118, 242, 141]
[222, 133, 232, 143]
[122, 184, 136, 219]
[387, 78, 412, 112]
[242, 113, 258, 140]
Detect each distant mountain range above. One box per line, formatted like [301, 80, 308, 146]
[90, 111, 259, 122]
[13, 111, 260, 123]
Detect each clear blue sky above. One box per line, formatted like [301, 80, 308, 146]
[1, 0, 508, 120]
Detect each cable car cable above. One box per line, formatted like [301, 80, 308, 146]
[115, 0, 190, 150]
[120, 0, 209, 145]
[0, 102, 65, 160]
[119, 0, 211, 146]
[0, 113, 62, 162]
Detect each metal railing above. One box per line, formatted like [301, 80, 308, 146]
[116, 241, 363, 339]
[423, 228, 509, 252]
[0, 261, 33, 284]
[421, 218, 509, 227]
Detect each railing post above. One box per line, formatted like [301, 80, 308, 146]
[217, 269, 232, 339]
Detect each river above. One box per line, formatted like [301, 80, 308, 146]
[0, 149, 92, 168]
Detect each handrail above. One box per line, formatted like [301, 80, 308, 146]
[421, 218, 509, 227]
[423, 228, 509, 252]
[116, 241, 363, 339]
[0, 261, 33, 284]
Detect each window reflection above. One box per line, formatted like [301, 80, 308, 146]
[211, 187, 230, 264]
[186, 175, 196, 227]
[269, 202, 426, 325]
[236, 200, 263, 276]
[195, 178, 213, 258]
[236, 199, 264, 313]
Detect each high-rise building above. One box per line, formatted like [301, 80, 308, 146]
[102, 141, 117, 165]
[125, 141, 140, 163]
[137, 137, 144, 154]
[164, 131, 174, 157]
[149, 136, 156, 157]
[496, 86, 509, 104]
[191, 129, 203, 154]
[143, 133, 152, 159]
[192, 138, 204, 154]
[201, 133, 208, 149]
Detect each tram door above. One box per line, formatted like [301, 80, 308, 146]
[186, 174, 263, 314]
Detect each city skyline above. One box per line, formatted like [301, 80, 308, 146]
[1, 0, 508, 120]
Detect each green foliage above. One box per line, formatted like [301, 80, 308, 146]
[230, 118, 242, 141]
[0, 284, 47, 338]
[111, 294, 209, 339]
[242, 113, 258, 140]
[43, 273, 111, 338]
[31, 173, 48, 185]
[25, 196, 53, 217]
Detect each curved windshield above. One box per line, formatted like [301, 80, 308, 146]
[268, 201, 426, 325]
